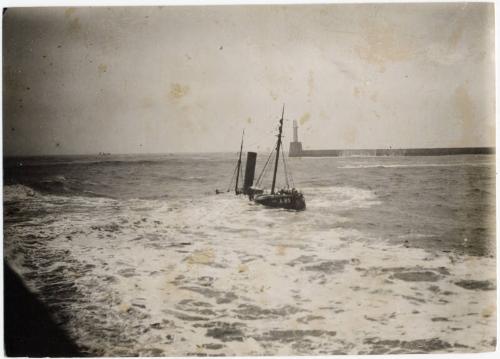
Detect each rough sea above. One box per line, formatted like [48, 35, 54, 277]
[3, 153, 496, 355]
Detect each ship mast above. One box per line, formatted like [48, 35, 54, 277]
[235, 129, 244, 194]
[271, 105, 284, 194]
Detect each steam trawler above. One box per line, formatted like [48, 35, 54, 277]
[217, 130, 258, 196]
[252, 106, 306, 211]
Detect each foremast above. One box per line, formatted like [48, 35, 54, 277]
[271, 105, 284, 194]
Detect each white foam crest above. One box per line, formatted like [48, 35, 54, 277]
[3, 184, 37, 201]
[41, 217, 496, 355]
[4, 184, 496, 355]
[302, 186, 381, 209]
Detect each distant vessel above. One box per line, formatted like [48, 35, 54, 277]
[252, 106, 306, 211]
[289, 122, 495, 157]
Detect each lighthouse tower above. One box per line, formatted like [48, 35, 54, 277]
[289, 120, 303, 157]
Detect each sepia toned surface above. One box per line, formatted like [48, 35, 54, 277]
[2, 4, 495, 155]
[2, 2, 496, 357]
[3, 154, 496, 355]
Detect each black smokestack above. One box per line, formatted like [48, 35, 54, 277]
[243, 152, 257, 193]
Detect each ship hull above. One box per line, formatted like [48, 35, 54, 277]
[254, 193, 306, 211]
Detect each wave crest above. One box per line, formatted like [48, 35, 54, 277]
[4, 184, 37, 202]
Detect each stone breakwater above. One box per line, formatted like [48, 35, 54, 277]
[289, 145, 495, 157]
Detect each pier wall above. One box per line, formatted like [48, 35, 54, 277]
[288, 142, 495, 157]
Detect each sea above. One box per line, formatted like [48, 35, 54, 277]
[2, 153, 497, 355]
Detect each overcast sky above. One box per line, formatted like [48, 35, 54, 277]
[3, 3, 495, 155]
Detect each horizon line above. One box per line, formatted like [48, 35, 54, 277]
[2, 145, 496, 158]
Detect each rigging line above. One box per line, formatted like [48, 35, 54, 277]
[239, 162, 244, 189]
[255, 149, 274, 187]
[284, 146, 295, 188]
[227, 167, 235, 192]
[283, 148, 291, 188]
[256, 159, 267, 188]
[260, 150, 276, 187]
[234, 129, 245, 192]
[229, 147, 241, 189]
[282, 145, 295, 188]
[256, 154, 269, 188]
[227, 162, 238, 192]
[281, 145, 290, 189]
[262, 151, 275, 186]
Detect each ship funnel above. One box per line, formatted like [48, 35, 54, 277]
[243, 152, 257, 193]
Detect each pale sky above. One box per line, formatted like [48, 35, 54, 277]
[3, 3, 495, 155]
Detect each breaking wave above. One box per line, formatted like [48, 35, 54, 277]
[3, 184, 38, 202]
[3, 153, 496, 355]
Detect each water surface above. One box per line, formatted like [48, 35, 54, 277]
[3, 153, 496, 355]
